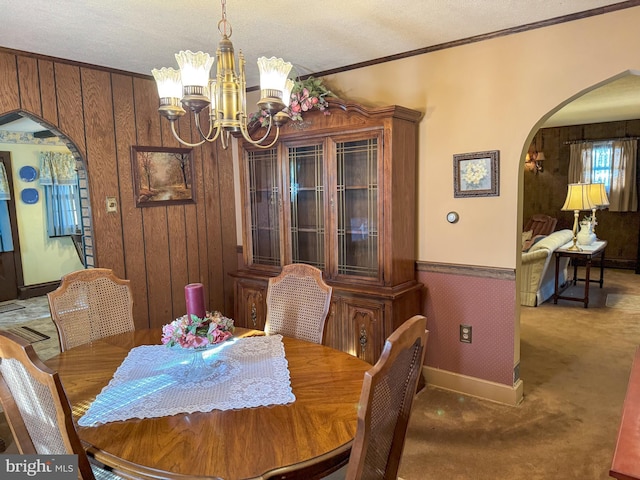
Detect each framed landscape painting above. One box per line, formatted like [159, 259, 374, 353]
[131, 146, 195, 207]
[453, 150, 500, 198]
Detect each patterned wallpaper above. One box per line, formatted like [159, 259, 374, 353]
[0, 130, 65, 146]
[419, 269, 517, 386]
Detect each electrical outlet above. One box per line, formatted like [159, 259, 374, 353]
[460, 324, 472, 343]
[106, 196, 117, 213]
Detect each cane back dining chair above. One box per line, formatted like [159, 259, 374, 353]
[264, 263, 332, 344]
[0, 331, 123, 479]
[344, 314, 429, 480]
[47, 268, 135, 352]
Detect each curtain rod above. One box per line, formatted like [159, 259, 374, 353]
[563, 137, 640, 145]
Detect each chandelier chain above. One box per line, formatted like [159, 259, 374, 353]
[218, 0, 231, 38]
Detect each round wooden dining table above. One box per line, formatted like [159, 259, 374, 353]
[44, 328, 371, 480]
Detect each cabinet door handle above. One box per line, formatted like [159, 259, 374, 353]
[359, 325, 368, 353]
[251, 302, 257, 327]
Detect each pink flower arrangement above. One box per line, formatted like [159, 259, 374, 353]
[249, 76, 333, 127]
[161, 311, 235, 349]
[287, 77, 331, 122]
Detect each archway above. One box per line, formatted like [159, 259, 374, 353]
[518, 71, 640, 385]
[522, 72, 640, 277]
[0, 109, 94, 298]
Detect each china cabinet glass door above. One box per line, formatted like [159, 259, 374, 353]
[247, 148, 280, 266]
[287, 144, 325, 269]
[237, 101, 423, 364]
[335, 136, 380, 279]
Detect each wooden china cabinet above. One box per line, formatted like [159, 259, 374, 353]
[231, 98, 423, 364]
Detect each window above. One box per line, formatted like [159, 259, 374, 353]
[39, 152, 82, 237]
[589, 141, 613, 194]
[43, 183, 81, 237]
[568, 139, 638, 212]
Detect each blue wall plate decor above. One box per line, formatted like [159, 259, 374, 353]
[19, 165, 38, 182]
[21, 188, 39, 204]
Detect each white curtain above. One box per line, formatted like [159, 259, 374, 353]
[609, 139, 637, 212]
[567, 140, 637, 212]
[568, 142, 591, 183]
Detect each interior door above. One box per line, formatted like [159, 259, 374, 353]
[0, 152, 22, 301]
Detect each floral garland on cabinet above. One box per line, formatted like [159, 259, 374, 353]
[249, 76, 334, 128]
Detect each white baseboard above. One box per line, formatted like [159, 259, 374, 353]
[423, 366, 524, 406]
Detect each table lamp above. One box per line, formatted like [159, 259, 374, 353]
[586, 183, 610, 239]
[561, 183, 596, 251]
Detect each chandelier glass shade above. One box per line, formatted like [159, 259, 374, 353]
[152, 0, 293, 149]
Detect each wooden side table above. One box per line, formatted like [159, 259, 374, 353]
[553, 240, 607, 308]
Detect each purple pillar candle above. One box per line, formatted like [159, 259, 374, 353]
[185, 283, 206, 320]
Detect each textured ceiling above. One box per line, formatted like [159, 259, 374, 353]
[0, 1, 629, 84]
[1, 1, 639, 129]
[544, 74, 640, 127]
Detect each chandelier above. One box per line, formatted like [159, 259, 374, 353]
[151, 0, 294, 149]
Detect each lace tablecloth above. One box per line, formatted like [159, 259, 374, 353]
[78, 334, 295, 426]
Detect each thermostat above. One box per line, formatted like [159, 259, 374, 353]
[446, 211, 459, 223]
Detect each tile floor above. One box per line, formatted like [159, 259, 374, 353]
[0, 296, 52, 327]
[0, 296, 60, 360]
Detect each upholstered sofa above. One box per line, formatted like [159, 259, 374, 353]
[521, 229, 574, 307]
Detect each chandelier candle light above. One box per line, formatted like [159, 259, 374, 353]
[152, 0, 294, 149]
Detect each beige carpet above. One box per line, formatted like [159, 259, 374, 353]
[1, 274, 639, 479]
[398, 268, 640, 480]
[606, 293, 640, 310]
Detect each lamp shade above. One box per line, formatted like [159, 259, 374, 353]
[282, 78, 295, 108]
[587, 183, 610, 208]
[535, 151, 546, 161]
[152, 67, 183, 99]
[175, 50, 214, 88]
[257, 56, 293, 94]
[561, 183, 596, 211]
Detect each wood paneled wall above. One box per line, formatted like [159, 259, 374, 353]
[0, 49, 238, 328]
[523, 120, 640, 269]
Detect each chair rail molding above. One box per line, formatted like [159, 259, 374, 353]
[416, 261, 515, 281]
